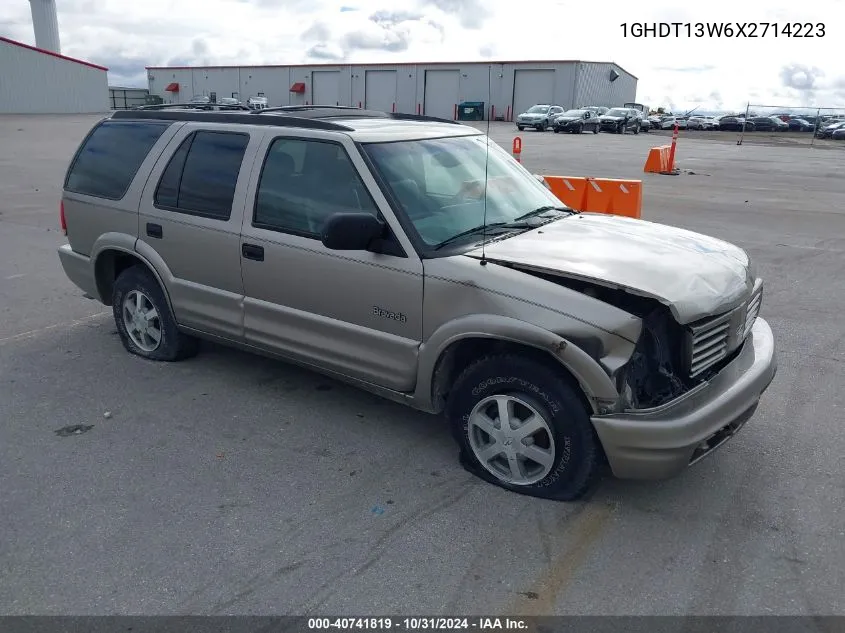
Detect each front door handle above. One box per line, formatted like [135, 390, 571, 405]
[242, 243, 264, 261]
[146, 223, 163, 239]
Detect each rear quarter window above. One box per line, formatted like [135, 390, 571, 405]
[65, 120, 170, 200]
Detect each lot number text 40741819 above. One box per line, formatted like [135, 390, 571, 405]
[307, 617, 530, 630]
[620, 22, 825, 37]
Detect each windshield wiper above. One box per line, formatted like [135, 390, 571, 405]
[433, 222, 513, 250]
[511, 205, 574, 222]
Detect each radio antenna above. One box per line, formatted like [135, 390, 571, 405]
[480, 64, 492, 266]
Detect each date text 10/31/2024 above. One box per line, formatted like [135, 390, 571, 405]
[308, 618, 529, 630]
[620, 22, 825, 37]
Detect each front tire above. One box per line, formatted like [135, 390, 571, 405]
[447, 354, 603, 501]
[517, 125, 524, 131]
[112, 266, 198, 362]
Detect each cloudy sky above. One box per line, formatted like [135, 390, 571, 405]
[1, 0, 842, 112]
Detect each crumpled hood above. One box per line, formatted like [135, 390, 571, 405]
[466, 214, 753, 324]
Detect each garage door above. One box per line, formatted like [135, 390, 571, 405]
[364, 70, 397, 113]
[424, 70, 460, 120]
[512, 69, 555, 118]
[312, 71, 340, 106]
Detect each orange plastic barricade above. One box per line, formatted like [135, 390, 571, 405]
[542, 176, 642, 219]
[643, 145, 673, 174]
[542, 176, 588, 210]
[583, 178, 642, 218]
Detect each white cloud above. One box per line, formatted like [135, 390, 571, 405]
[1, 0, 843, 111]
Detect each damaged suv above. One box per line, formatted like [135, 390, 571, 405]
[58, 106, 777, 501]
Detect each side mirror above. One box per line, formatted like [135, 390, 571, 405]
[321, 212, 385, 251]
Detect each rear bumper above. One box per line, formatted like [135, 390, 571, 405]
[58, 244, 99, 300]
[591, 317, 777, 480]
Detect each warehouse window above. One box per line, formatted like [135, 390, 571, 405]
[154, 131, 250, 220]
[65, 120, 170, 200]
[253, 137, 378, 238]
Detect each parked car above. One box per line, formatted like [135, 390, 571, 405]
[660, 116, 688, 130]
[787, 118, 814, 132]
[816, 120, 845, 138]
[247, 96, 269, 110]
[516, 104, 565, 131]
[646, 115, 662, 129]
[717, 116, 754, 131]
[552, 109, 601, 134]
[687, 116, 719, 130]
[581, 105, 609, 116]
[831, 128, 845, 140]
[623, 103, 650, 131]
[748, 116, 789, 132]
[57, 106, 776, 501]
[599, 107, 642, 133]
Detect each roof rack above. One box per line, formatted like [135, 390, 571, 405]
[110, 108, 355, 131]
[253, 104, 365, 113]
[252, 106, 462, 125]
[111, 106, 466, 130]
[388, 112, 462, 125]
[134, 103, 251, 112]
[252, 105, 390, 119]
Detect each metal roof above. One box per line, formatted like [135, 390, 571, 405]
[145, 59, 638, 80]
[0, 36, 108, 71]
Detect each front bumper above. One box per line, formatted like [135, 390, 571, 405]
[591, 317, 777, 480]
[517, 119, 543, 127]
[58, 244, 99, 299]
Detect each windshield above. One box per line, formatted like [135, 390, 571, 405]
[527, 105, 549, 113]
[362, 135, 568, 248]
[605, 108, 628, 116]
[561, 109, 585, 117]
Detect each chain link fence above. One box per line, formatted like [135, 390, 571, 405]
[734, 103, 845, 148]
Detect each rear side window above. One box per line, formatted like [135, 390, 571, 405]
[65, 120, 170, 200]
[154, 130, 249, 220]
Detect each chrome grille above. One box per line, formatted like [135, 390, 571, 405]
[743, 283, 763, 339]
[689, 313, 732, 377]
[687, 279, 764, 378]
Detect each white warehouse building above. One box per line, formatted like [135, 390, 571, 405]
[1, 0, 108, 114]
[146, 60, 637, 121]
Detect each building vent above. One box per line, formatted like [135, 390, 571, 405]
[609, 69, 620, 82]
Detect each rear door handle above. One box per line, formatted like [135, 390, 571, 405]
[242, 243, 264, 261]
[146, 223, 163, 239]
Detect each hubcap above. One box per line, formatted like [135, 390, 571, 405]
[467, 394, 556, 485]
[122, 290, 161, 352]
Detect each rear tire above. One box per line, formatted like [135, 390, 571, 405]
[112, 266, 199, 362]
[447, 354, 603, 501]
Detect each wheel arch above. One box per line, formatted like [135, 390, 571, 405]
[414, 315, 620, 416]
[92, 234, 174, 316]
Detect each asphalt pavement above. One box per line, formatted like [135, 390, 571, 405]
[1, 115, 843, 616]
